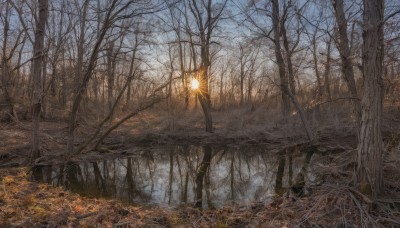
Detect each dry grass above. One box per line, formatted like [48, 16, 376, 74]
[0, 168, 183, 227]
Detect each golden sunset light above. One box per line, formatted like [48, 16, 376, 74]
[191, 78, 200, 90]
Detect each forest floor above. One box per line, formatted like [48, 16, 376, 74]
[1, 104, 400, 227]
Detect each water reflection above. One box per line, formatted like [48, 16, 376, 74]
[31, 145, 316, 208]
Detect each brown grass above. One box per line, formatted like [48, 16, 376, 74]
[0, 168, 181, 227]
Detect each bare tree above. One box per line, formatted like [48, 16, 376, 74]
[186, 0, 228, 133]
[332, 0, 362, 129]
[237, 42, 258, 105]
[356, 0, 384, 198]
[271, 0, 314, 142]
[280, 4, 302, 96]
[66, 0, 166, 154]
[31, 0, 49, 160]
[167, 4, 190, 109]
[309, 21, 324, 103]
[0, 0, 27, 121]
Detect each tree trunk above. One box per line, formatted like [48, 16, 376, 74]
[187, 0, 218, 133]
[219, 67, 224, 108]
[281, 24, 296, 95]
[271, 0, 314, 142]
[176, 29, 189, 110]
[197, 66, 213, 131]
[197, 74, 213, 133]
[67, 1, 117, 154]
[332, 0, 362, 129]
[1, 0, 17, 122]
[31, 0, 48, 161]
[324, 38, 332, 101]
[239, 45, 245, 105]
[312, 35, 323, 102]
[125, 79, 132, 109]
[240, 69, 244, 106]
[60, 59, 67, 106]
[356, 0, 384, 198]
[73, 0, 90, 121]
[41, 57, 47, 118]
[271, 0, 290, 118]
[107, 42, 116, 111]
[74, 0, 89, 90]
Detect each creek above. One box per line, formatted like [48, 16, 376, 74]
[32, 144, 317, 208]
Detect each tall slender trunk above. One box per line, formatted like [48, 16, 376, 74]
[272, 0, 290, 118]
[356, 0, 384, 198]
[239, 45, 245, 105]
[75, 0, 89, 90]
[281, 24, 296, 95]
[31, 0, 48, 161]
[1, 0, 17, 121]
[272, 0, 314, 142]
[107, 42, 116, 111]
[219, 66, 225, 108]
[167, 44, 174, 130]
[324, 38, 332, 101]
[66, 0, 122, 154]
[74, 0, 90, 121]
[188, 30, 197, 110]
[41, 58, 47, 118]
[197, 69, 213, 132]
[332, 0, 362, 129]
[176, 29, 189, 110]
[125, 79, 131, 109]
[312, 36, 323, 102]
[187, 0, 217, 133]
[197, 63, 213, 132]
[60, 57, 67, 106]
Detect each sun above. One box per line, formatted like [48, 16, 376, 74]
[191, 78, 200, 90]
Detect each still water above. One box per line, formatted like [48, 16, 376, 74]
[32, 145, 316, 208]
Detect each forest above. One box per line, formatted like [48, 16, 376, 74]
[0, 0, 400, 227]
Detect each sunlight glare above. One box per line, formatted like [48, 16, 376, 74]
[191, 78, 200, 90]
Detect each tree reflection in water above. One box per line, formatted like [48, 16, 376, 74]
[31, 145, 317, 208]
[194, 145, 212, 208]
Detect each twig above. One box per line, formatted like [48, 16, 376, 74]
[348, 188, 373, 204]
[348, 191, 380, 228]
[114, 220, 136, 226]
[75, 212, 97, 220]
[377, 217, 400, 225]
[309, 97, 360, 109]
